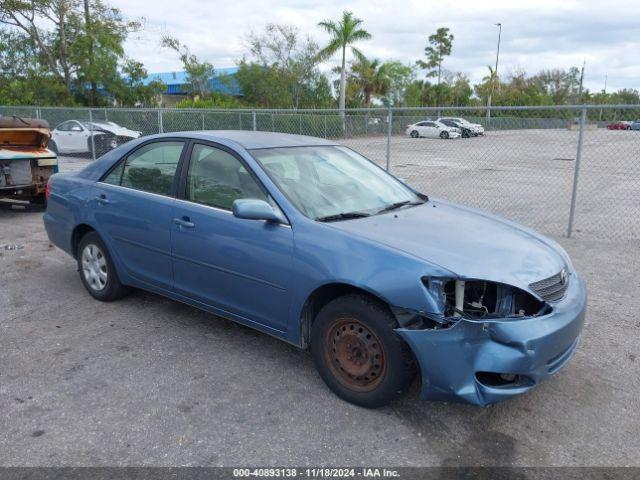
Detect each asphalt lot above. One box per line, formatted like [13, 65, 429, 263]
[1, 136, 639, 467]
[344, 128, 640, 240]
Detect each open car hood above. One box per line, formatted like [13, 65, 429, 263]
[0, 117, 51, 149]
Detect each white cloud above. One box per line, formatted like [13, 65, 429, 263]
[112, 0, 640, 92]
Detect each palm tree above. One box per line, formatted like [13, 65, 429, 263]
[318, 11, 371, 114]
[350, 57, 390, 108]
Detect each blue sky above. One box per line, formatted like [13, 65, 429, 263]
[113, 0, 640, 92]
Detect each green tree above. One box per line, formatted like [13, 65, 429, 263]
[161, 35, 215, 98]
[382, 61, 415, 106]
[0, 28, 69, 105]
[417, 27, 453, 105]
[113, 59, 165, 107]
[0, 0, 141, 105]
[349, 56, 390, 108]
[317, 11, 371, 113]
[235, 61, 292, 108]
[447, 72, 472, 106]
[244, 23, 331, 108]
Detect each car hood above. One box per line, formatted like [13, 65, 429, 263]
[327, 198, 566, 290]
[93, 124, 140, 137]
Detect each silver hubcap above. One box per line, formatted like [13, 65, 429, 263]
[81, 244, 108, 291]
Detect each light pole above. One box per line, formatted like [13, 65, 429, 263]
[486, 22, 502, 123]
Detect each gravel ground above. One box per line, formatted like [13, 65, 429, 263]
[0, 142, 639, 467]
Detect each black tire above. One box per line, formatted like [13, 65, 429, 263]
[88, 136, 107, 157]
[462, 130, 470, 138]
[310, 294, 416, 408]
[48, 140, 59, 154]
[77, 231, 131, 301]
[30, 193, 46, 207]
[439, 130, 449, 139]
[410, 130, 419, 138]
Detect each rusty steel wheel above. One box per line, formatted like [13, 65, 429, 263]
[311, 294, 416, 408]
[325, 318, 386, 392]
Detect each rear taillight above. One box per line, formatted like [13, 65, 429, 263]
[45, 179, 51, 200]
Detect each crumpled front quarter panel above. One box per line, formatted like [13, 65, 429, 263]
[396, 274, 587, 405]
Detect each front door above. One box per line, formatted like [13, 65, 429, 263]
[93, 140, 185, 291]
[171, 142, 293, 332]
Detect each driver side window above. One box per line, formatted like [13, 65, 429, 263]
[186, 144, 268, 210]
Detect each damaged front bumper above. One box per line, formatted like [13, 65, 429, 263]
[395, 274, 587, 406]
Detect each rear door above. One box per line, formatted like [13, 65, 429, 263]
[415, 122, 429, 136]
[93, 139, 186, 291]
[68, 121, 89, 152]
[422, 122, 438, 138]
[52, 122, 76, 153]
[171, 142, 293, 332]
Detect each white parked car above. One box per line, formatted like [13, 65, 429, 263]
[50, 120, 141, 156]
[437, 117, 485, 135]
[405, 120, 461, 139]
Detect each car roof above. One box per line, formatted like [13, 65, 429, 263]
[176, 130, 339, 150]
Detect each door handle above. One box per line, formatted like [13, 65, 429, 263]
[173, 216, 195, 229]
[96, 194, 110, 205]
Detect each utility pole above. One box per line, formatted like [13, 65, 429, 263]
[599, 74, 607, 121]
[84, 0, 96, 106]
[577, 59, 586, 102]
[486, 23, 502, 123]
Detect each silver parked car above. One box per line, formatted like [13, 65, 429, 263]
[405, 120, 461, 139]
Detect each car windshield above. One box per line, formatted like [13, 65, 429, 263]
[251, 145, 424, 221]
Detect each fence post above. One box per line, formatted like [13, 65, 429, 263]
[386, 106, 393, 171]
[299, 114, 303, 135]
[158, 109, 163, 133]
[202, 112, 205, 130]
[88, 110, 96, 162]
[271, 113, 275, 132]
[104, 108, 108, 121]
[324, 115, 328, 138]
[567, 106, 587, 238]
[239, 112, 242, 129]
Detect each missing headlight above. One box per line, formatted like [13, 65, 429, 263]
[423, 277, 548, 320]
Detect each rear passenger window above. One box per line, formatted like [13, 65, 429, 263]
[109, 141, 183, 196]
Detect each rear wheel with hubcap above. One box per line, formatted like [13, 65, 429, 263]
[410, 130, 419, 138]
[311, 294, 416, 408]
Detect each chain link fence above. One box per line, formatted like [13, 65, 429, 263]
[2, 104, 638, 241]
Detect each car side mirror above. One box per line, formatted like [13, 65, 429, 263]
[232, 199, 286, 224]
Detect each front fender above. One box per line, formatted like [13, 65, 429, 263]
[286, 219, 455, 344]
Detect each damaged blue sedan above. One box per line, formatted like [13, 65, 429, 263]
[43, 131, 587, 408]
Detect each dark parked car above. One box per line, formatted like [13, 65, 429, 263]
[607, 121, 631, 130]
[43, 131, 587, 407]
[437, 118, 475, 137]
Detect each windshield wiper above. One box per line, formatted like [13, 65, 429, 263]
[316, 211, 372, 222]
[376, 199, 425, 214]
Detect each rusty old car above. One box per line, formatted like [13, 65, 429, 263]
[0, 116, 58, 205]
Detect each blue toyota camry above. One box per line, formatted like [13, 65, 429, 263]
[44, 131, 587, 408]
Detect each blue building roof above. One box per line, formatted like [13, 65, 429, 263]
[143, 67, 241, 96]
